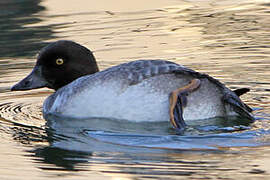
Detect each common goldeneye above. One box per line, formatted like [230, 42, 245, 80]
[11, 40, 254, 131]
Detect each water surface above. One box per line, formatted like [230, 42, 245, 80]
[1, 0, 270, 179]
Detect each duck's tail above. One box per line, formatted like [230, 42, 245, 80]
[233, 88, 250, 97]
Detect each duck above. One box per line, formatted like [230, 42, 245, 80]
[11, 40, 254, 131]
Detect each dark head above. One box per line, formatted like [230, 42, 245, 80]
[11, 40, 99, 91]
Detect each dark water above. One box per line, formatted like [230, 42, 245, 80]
[1, 0, 270, 179]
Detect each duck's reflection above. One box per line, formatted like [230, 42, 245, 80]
[31, 146, 91, 171]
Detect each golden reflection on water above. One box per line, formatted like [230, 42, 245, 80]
[1, 0, 270, 179]
[41, 0, 185, 12]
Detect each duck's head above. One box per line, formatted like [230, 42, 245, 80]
[11, 40, 99, 91]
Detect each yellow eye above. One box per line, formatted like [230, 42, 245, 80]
[56, 58, 64, 65]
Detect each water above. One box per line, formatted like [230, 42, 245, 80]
[1, 0, 270, 179]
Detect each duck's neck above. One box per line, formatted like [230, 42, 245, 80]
[88, 56, 99, 74]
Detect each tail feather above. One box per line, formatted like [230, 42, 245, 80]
[233, 88, 250, 97]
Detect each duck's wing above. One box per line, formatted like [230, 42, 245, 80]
[120, 60, 254, 124]
[119, 60, 197, 85]
[120, 60, 231, 90]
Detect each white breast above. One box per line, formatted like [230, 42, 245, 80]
[54, 76, 171, 122]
